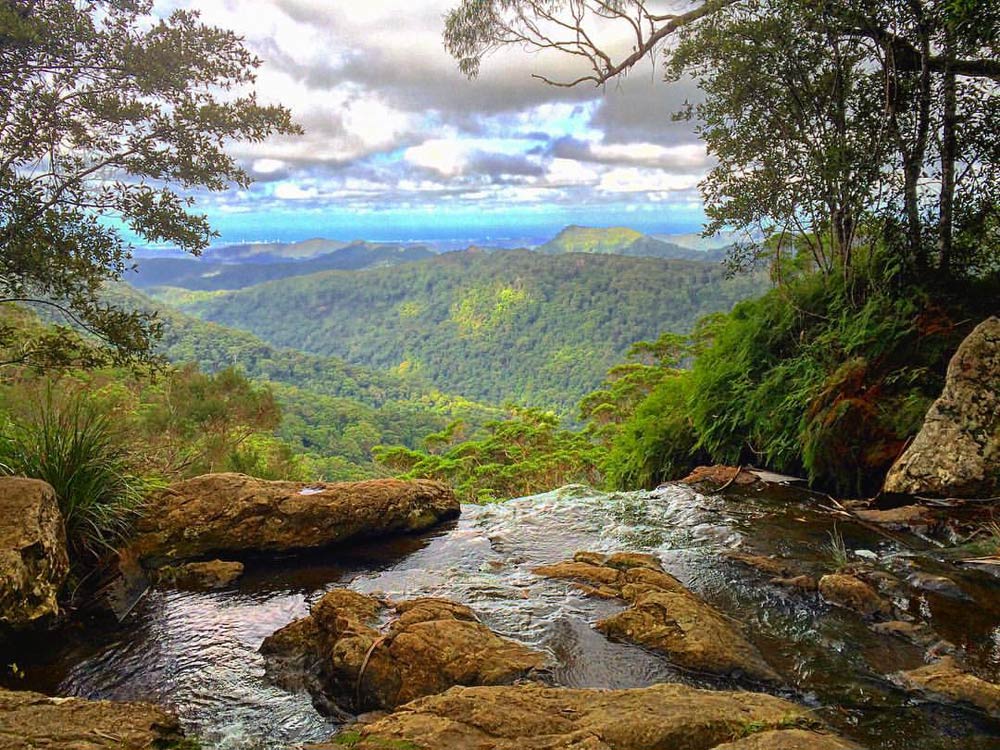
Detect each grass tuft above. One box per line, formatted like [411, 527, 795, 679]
[0, 389, 157, 562]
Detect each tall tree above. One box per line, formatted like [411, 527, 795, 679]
[0, 0, 299, 367]
[445, 0, 999, 279]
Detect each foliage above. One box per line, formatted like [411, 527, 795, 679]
[0, 390, 153, 561]
[166, 250, 767, 412]
[444, 0, 1000, 281]
[598, 269, 996, 495]
[0, 0, 298, 367]
[374, 408, 603, 503]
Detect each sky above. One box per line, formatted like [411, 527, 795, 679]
[156, 0, 711, 245]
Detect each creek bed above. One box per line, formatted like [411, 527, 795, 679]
[4, 483, 999, 749]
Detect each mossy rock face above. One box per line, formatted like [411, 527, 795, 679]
[885, 316, 1000, 498]
[0, 478, 68, 631]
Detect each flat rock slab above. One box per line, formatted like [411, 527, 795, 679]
[893, 657, 1000, 718]
[332, 682, 834, 750]
[131, 473, 459, 565]
[535, 552, 780, 684]
[713, 729, 863, 749]
[261, 589, 547, 714]
[0, 688, 185, 749]
[0, 478, 68, 630]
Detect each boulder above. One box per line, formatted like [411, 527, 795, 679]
[712, 729, 862, 749]
[893, 657, 1000, 718]
[884, 316, 1000, 498]
[818, 574, 890, 618]
[130, 473, 459, 565]
[682, 465, 762, 490]
[0, 478, 69, 630]
[535, 552, 780, 683]
[154, 559, 244, 590]
[261, 589, 547, 714]
[331, 682, 837, 750]
[0, 687, 186, 749]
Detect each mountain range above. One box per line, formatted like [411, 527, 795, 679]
[155, 248, 767, 410]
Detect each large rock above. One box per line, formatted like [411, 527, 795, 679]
[131, 473, 459, 565]
[893, 657, 1000, 718]
[330, 683, 840, 750]
[884, 316, 1000, 498]
[261, 589, 547, 714]
[0, 687, 186, 749]
[0, 478, 69, 630]
[535, 552, 781, 683]
[818, 574, 890, 619]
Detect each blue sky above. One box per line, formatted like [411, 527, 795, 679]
[156, 0, 712, 245]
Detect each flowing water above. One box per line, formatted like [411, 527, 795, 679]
[4, 483, 999, 749]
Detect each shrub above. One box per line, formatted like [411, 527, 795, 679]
[0, 391, 157, 561]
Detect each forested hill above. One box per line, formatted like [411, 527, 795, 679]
[162, 249, 769, 411]
[538, 225, 729, 262]
[130, 241, 436, 291]
[107, 285, 501, 477]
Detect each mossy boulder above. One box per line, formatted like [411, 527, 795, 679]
[0, 478, 68, 631]
[884, 316, 999, 498]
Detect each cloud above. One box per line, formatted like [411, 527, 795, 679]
[157, 0, 709, 225]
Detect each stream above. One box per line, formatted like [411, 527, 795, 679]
[5, 483, 999, 749]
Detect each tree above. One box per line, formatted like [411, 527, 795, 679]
[0, 0, 299, 367]
[444, 0, 999, 279]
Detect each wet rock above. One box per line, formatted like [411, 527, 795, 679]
[854, 505, 931, 530]
[0, 478, 69, 631]
[884, 316, 1000, 499]
[712, 729, 862, 749]
[682, 465, 761, 489]
[723, 550, 793, 577]
[336, 682, 830, 750]
[155, 559, 244, 590]
[536, 552, 781, 683]
[770, 575, 818, 591]
[870, 620, 936, 646]
[130, 473, 459, 565]
[893, 657, 1000, 718]
[818, 574, 890, 618]
[906, 571, 971, 601]
[261, 589, 546, 714]
[0, 687, 186, 749]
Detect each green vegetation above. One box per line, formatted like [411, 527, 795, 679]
[164, 250, 767, 412]
[0, 391, 153, 561]
[537, 226, 725, 262]
[375, 408, 602, 503]
[0, 0, 298, 366]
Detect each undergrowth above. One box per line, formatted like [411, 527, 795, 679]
[0, 389, 157, 562]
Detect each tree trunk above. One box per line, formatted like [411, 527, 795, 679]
[938, 30, 957, 276]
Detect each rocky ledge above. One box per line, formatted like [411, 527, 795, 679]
[130, 473, 459, 565]
[535, 551, 781, 683]
[261, 589, 547, 714]
[321, 682, 859, 750]
[0, 687, 188, 749]
[0, 478, 69, 631]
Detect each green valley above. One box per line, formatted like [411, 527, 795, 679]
[155, 249, 768, 411]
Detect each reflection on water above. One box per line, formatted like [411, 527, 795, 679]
[6, 484, 999, 749]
